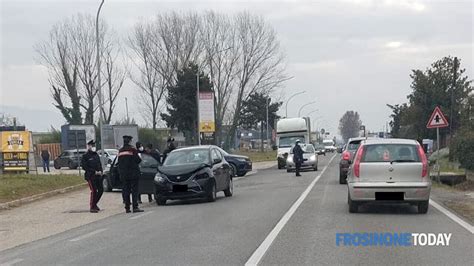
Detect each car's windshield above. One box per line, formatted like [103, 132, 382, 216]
[163, 149, 210, 166]
[106, 149, 118, 156]
[279, 136, 305, 148]
[290, 144, 314, 154]
[361, 144, 420, 163]
[347, 141, 362, 151]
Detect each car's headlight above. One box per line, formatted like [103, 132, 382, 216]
[236, 158, 247, 162]
[193, 169, 210, 180]
[287, 156, 293, 163]
[310, 155, 316, 161]
[154, 173, 166, 183]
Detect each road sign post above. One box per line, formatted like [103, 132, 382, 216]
[426, 106, 449, 183]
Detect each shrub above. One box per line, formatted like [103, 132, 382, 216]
[451, 130, 474, 170]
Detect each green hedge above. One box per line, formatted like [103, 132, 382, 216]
[451, 130, 474, 170]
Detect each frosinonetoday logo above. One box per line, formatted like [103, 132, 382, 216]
[336, 233, 452, 247]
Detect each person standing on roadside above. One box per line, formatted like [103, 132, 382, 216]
[118, 135, 144, 213]
[145, 143, 161, 164]
[81, 140, 103, 213]
[162, 137, 176, 163]
[293, 140, 304, 177]
[135, 141, 152, 204]
[40, 149, 50, 173]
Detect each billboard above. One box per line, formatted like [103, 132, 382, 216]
[199, 92, 215, 133]
[1, 131, 31, 152]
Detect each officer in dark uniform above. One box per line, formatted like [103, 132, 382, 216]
[81, 140, 103, 213]
[293, 140, 304, 177]
[162, 137, 176, 163]
[118, 135, 144, 213]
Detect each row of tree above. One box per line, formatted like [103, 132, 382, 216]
[387, 56, 473, 169]
[339, 111, 362, 142]
[37, 11, 289, 148]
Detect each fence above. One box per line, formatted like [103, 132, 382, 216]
[35, 143, 62, 162]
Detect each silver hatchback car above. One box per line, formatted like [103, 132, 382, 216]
[347, 138, 430, 214]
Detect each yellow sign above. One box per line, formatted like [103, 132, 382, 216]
[1, 131, 31, 152]
[200, 122, 216, 133]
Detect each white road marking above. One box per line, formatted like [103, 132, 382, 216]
[69, 228, 107, 242]
[129, 211, 154, 220]
[245, 154, 337, 266]
[430, 199, 474, 234]
[0, 258, 24, 266]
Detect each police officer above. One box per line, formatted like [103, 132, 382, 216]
[145, 143, 161, 164]
[293, 140, 304, 177]
[118, 135, 144, 213]
[81, 140, 103, 213]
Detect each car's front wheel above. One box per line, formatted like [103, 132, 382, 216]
[224, 178, 233, 197]
[207, 181, 217, 202]
[156, 196, 167, 206]
[313, 164, 318, 171]
[68, 161, 77, 170]
[417, 200, 429, 214]
[53, 161, 61, 169]
[230, 163, 238, 177]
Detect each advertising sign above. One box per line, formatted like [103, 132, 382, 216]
[1, 131, 31, 152]
[3, 152, 29, 171]
[199, 92, 215, 133]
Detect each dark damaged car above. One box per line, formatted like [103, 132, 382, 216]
[154, 146, 233, 205]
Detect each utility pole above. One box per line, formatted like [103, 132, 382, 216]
[266, 97, 269, 151]
[196, 64, 201, 145]
[125, 97, 129, 123]
[449, 57, 458, 142]
[96, 0, 105, 165]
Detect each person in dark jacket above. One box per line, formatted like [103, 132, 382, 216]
[162, 137, 176, 163]
[118, 135, 144, 213]
[40, 150, 50, 173]
[81, 140, 103, 213]
[145, 143, 161, 164]
[135, 141, 153, 204]
[293, 140, 304, 177]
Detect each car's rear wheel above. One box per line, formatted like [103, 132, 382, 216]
[53, 162, 60, 169]
[102, 176, 113, 192]
[156, 197, 167, 206]
[207, 181, 217, 202]
[286, 168, 292, 173]
[237, 172, 247, 177]
[230, 163, 238, 177]
[68, 161, 77, 170]
[224, 178, 233, 197]
[348, 192, 358, 213]
[417, 200, 429, 214]
[339, 172, 347, 184]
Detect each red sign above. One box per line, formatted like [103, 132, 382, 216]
[426, 106, 449, 129]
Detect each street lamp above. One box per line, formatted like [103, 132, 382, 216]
[197, 46, 233, 146]
[298, 101, 316, 117]
[306, 109, 319, 117]
[285, 91, 306, 117]
[96, 0, 105, 166]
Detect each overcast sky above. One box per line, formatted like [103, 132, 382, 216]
[1, 0, 473, 134]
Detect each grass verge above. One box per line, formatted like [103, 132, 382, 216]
[0, 174, 84, 203]
[236, 150, 277, 162]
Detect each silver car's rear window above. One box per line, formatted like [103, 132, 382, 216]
[361, 144, 420, 163]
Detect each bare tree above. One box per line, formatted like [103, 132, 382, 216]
[226, 12, 289, 148]
[102, 34, 127, 124]
[35, 20, 82, 124]
[128, 22, 164, 130]
[200, 11, 241, 145]
[37, 14, 123, 125]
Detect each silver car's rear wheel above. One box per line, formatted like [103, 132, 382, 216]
[348, 192, 358, 213]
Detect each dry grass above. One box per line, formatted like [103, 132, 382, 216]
[235, 150, 277, 162]
[0, 174, 84, 203]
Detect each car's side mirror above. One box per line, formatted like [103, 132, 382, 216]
[337, 148, 343, 153]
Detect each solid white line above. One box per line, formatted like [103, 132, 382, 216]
[0, 258, 24, 266]
[129, 211, 154, 220]
[69, 228, 108, 242]
[429, 199, 474, 234]
[245, 154, 337, 266]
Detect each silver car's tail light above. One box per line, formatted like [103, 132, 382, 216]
[417, 145, 428, 177]
[353, 145, 365, 178]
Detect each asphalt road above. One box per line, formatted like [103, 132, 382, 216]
[1, 154, 473, 266]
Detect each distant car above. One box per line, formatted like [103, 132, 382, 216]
[286, 144, 319, 172]
[216, 147, 252, 177]
[99, 149, 119, 164]
[53, 149, 87, 169]
[102, 153, 160, 194]
[347, 138, 430, 214]
[339, 137, 366, 184]
[322, 140, 336, 152]
[314, 144, 326, 156]
[154, 145, 233, 205]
